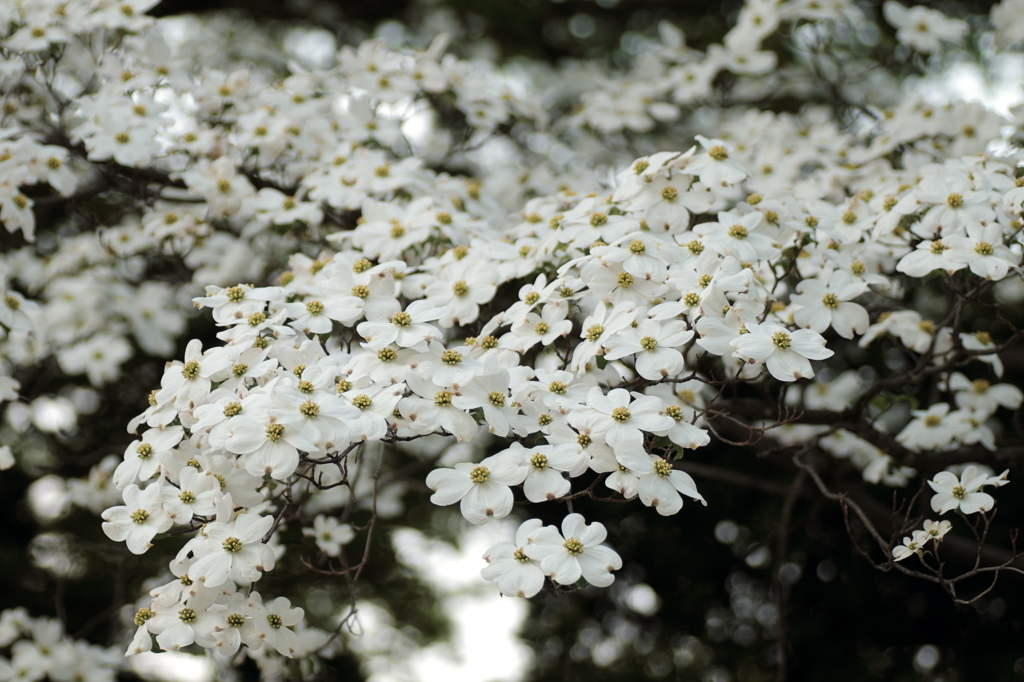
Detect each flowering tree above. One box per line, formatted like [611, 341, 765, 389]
[3, 0, 1024, 679]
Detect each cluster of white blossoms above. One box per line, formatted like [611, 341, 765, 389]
[2, 0, 1024, 673]
[0, 609, 119, 681]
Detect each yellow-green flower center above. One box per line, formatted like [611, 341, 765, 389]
[772, 331, 791, 349]
[266, 423, 285, 441]
[664, 404, 684, 421]
[181, 361, 200, 380]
